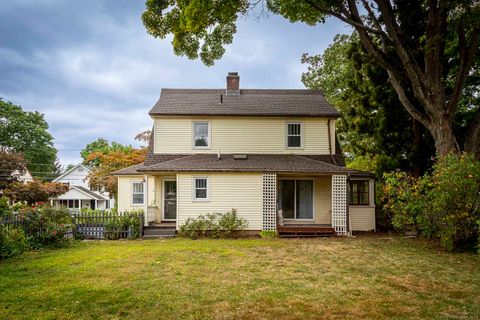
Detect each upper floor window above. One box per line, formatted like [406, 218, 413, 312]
[193, 121, 210, 148]
[286, 122, 303, 148]
[349, 180, 369, 205]
[132, 181, 144, 205]
[193, 177, 209, 200]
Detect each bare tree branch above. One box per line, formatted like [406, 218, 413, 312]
[447, 25, 480, 115]
[374, 0, 429, 106]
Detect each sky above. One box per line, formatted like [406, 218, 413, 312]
[0, 0, 350, 168]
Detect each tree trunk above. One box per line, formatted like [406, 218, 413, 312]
[427, 115, 460, 156]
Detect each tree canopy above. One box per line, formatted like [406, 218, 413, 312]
[0, 99, 59, 178]
[302, 33, 436, 177]
[81, 138, 134, 167]
[0, 151, 27, 191]
[143, 0, 480, 156]
[87, 149, 147, 199]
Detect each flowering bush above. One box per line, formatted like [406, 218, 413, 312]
[381, 153, 480, 252]
[0, 227, 28, 259]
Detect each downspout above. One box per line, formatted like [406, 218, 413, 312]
[327, 118, 337, 165]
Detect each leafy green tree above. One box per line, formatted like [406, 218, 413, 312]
[302, 33, 435, 177]
[80, 138, 133, 167]
[142, 0, 480, 156]
[0, 99, 58, 178]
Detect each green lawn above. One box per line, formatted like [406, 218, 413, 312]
[0, 236, 479, 319]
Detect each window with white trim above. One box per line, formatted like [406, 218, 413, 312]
[193, 121, 210, 148]
[287, 122, 302, 148]
[193, 177, 208, 200]
[132, 182, 144, 205]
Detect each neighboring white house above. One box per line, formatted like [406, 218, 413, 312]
[52, 164, 114, 210]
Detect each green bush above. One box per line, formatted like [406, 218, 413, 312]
[381, 153, 480, 252]
[103, 212, 142, 240]
[8, 205, 73, 248]
[179, 209, 248, 239]
[259, 230, 277, 238]
[0, 227, 29, 259]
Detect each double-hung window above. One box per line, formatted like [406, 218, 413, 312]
[286, 122, 303, 148]
[193, 121, 210, 148]
[349, 180, 370, 205]
[132, 181, 144, 205]
[193, 177, 209, 200]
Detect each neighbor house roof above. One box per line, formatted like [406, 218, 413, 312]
[68, 185, 106, 201]
[149, 89, 341, 117]
[53, 163, 91, 182]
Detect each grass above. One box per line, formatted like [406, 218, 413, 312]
[0, 236, 479, 319]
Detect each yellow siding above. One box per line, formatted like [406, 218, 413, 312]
[154, 116, 336, 154]
[176, 172, 263, 230]
[349, 206, 376, 231]
[314, 177, 331, 224]
[117, 176, 144, 212]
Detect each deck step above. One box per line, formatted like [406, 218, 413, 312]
[277, 225, 336, 238]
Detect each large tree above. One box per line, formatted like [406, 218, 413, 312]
[0, 99, 59, 177]
[142, 0, 480, 156]
[302, 33, 436, 177]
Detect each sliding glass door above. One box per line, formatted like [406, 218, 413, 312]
[278, 179, 313, 220]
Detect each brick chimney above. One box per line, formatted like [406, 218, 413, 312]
[226, 72, 239, 96]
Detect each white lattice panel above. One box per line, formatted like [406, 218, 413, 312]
[332, 175, 347, 235]
[262, 173, 277, 230]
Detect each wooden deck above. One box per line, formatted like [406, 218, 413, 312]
[277, 224, 336, 237]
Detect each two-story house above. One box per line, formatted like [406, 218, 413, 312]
[53, 164, 113, 211]
[113, 73, 375, 235]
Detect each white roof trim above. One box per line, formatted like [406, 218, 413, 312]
[53, 163, 91, 182]
[70, 185, 107, 200]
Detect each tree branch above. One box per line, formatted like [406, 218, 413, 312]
[447, 25, 480, 115]
[374, 0, 429, 106]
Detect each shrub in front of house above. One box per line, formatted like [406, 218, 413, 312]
[179, 209, 248, 239]
[259, 230, 277, 238]
[381, 153, 480, 252]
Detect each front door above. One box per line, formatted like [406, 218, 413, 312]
[278, 179, 314, 220]
[163, 180, 177, 220]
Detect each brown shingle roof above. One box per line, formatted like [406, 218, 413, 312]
[111, 163, 145, 176]
[149, 89, 341, 117]
[137, 154, 357, 174]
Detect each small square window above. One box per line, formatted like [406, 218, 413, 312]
[193, 177, 208, 200]
[287, 123, 302, 148]
[349, 180, 369, 205]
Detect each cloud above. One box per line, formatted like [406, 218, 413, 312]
[0, 1, 347, 167]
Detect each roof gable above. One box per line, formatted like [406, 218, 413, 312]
[53, 164, 91, 182]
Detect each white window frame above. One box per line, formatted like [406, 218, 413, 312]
[131, 181, 145, 206]
[192, 176, 210, 201]
[286, 122, 304, 149]
[192, 121, 211, 149]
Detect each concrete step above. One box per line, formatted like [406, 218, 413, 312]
[144, 230, 175, 236]
[143, 235, 175, 239]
